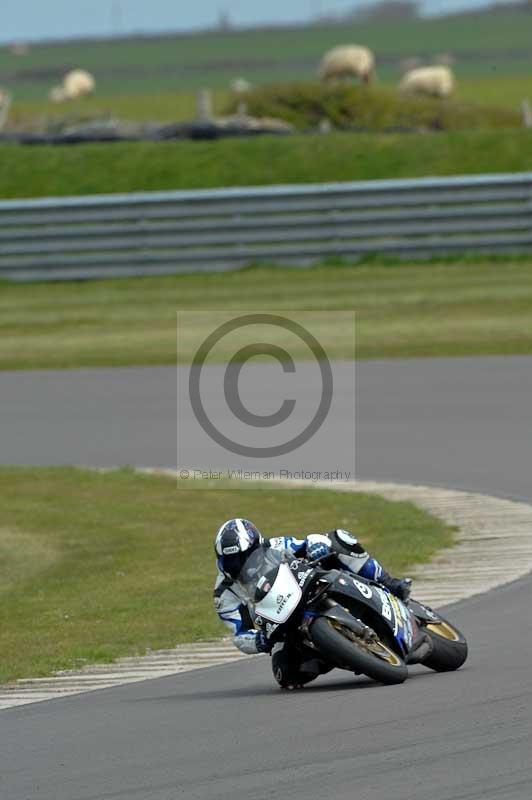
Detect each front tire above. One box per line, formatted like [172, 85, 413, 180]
[422, 615, 468, 672]
[310, 616, 407, 685]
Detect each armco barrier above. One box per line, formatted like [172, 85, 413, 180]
[1, 172, 531, 282]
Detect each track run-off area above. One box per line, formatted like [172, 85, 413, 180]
[1, 356, 531, 800]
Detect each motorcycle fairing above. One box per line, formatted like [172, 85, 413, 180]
[254, 563, 302, 624]
[319, 571, 414, 656]
[408, 598, 443, 624]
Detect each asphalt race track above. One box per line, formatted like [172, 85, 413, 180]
[1, 356, 531, 800]
[1, 356, 531, 500]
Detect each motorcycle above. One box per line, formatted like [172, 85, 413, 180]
[239, 546, 468, 685]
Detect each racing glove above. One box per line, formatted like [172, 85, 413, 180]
[393, 578, 412, 602]
[307, 541, 331, 562]
[379, 572, 412, 601]
[398, 578, 413, 601]
[256, 630, 272, 654]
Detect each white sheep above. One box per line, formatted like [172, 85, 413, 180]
[319, 45, 375, 85]
[398, 66, 455, 99]
[49, 86, 67, 103]
[64, 69, 95, 99]
[9, 41, 30, 56]
[231, 77, 251, 95]
[49, 69, 96, 103]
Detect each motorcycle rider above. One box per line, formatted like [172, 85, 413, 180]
[213, 518, 415, 688]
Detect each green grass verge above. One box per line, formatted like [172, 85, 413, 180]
[2, 259, 532, 370]
[1, 129, 532, 200]
[0, 467, 454, 684]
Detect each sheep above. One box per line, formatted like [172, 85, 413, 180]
[49, 69, 96, 103]
[64, 69, 95, 99]
[319, 45, 375, 85]
[49, 86, 68, 103]
[231, 77, 251, 95]
[398, 66, 455, 99]
[9, 41, 30, 56]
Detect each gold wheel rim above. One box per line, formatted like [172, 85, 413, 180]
[328, 619, 403, 667]
[367, 640, 403, 667]
[426, 621, 461, 642]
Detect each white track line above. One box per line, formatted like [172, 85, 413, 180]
[2, 478, 532, 711]
[0, 641, 251, 710]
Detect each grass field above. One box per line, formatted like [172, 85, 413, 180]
[2, 259, 532, 371]
[2, 7, 532, 101]
[0, 467, 454, 683]
[7, 90, 229, 129]
[1, 129, 532, 200]
[458, 75, 532, 110]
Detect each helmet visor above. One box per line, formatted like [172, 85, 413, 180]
[222, 552, 248, 580]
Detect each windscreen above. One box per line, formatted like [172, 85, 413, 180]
[238, 547, 283, 604]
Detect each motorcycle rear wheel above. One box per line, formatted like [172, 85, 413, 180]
[310, 617, 408, 685]
[422, 616, 468, 672]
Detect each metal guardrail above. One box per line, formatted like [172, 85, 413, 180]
[1, 172, 532, 282]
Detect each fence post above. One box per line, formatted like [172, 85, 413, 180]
[521, 99, 532, 129]
[196, 90, 214, 123]
[0, 91, 12, 132]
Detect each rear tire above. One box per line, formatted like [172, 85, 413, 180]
[310, 616, 407, 685]
[423, 616, 468, 672]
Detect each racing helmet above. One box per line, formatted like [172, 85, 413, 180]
[215, 518, 264, 579]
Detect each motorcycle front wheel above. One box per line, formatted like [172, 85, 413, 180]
[310, 616, 408, 685]
[422, 615, 468, 672]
